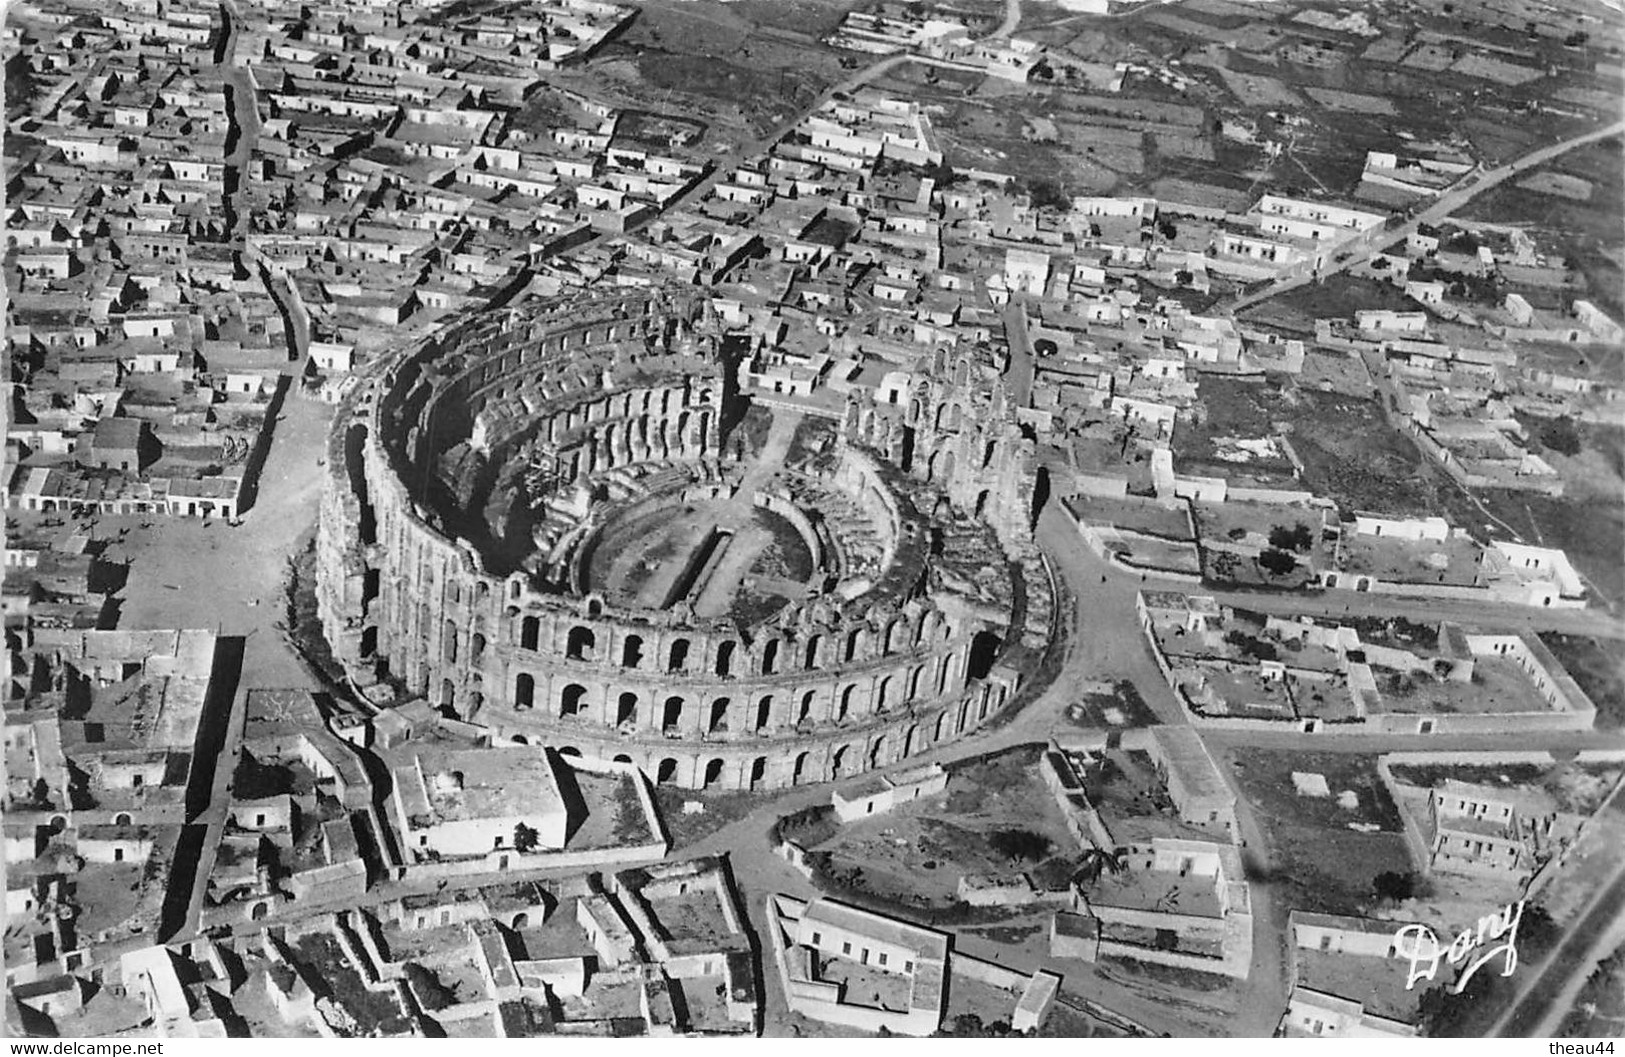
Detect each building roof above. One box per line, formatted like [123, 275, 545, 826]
[93, 417, 144, 449]
[800, 897, 949, 962]
[1150, 725, 1233, 805]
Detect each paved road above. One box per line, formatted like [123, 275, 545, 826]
[1186, 581, 1625, 642]
[1227, 119, 1625, 313]
[990, 0, 1022, 40]
[1003, 298, 1036, 407]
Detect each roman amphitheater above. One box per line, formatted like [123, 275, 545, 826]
[315, 286, 1055, 790]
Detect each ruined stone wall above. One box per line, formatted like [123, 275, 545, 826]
[316, 290, 1024, 790]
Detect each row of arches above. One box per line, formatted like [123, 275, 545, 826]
[492, 679, 1012, 791]
[506, 609, 962, 677]
[509, 664, 958, 732]
[423, 622, 1000, 727]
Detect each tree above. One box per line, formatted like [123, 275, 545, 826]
[1538, 416, 1582, 457]
[1023, 178, 1071, 212]
[513, 822, 539, 853]
[1269, 522, 1315, 553]
[1175, 269, 1194, 286]
[1157, 218, 1179, 241]
[1258, 548, 1298, 576]
[1224, 630, 1279, 662]
[990, 828, 1052, 864]
[1372, 870, 1416, 903]
[1077, 847, 1127, 885]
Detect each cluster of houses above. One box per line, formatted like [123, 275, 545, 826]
[1040, 726, 1254, 980]
[1136, 590, 1599, 735]
[236, 0, 694, 367]
[87, 857, 758, 1037]
[5, 629, 218, 992]
[5, 0, 287, 522]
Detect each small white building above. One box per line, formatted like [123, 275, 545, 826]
[830, 763, 947, 823]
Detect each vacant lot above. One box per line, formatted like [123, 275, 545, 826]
[1389, 758, 1623, 815]
[1286, 390, 1438, 517]
[1240, 274, 1419, 334]
[1540, 633, 1625, 730]
[1174, 376, 1298, 484]
[1226, 747, 1414, 915]
[809, 745, 1083, 912]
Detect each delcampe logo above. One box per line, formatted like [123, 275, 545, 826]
[1392, 900, 1525, 994]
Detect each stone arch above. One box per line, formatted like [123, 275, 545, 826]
[876, 675, 894, 713]
[512, 912, 530, 930]
[558, 746, 582, 757]
[668, 638, 690, 672]
[560, 683, 588, 716]
[749, 756, 768, 790]
[251, 901, 269, 922]
[657, 758, 679, 784]
[115, 812, 133, 826]
[885, 619, 908, 654]
[440, 679, 456, 709]
[662, 695, 685, 730]
[566, 625, 596, 661]
[471, 632, 487, 663]
[616, 692, 638, 726]
[613, 754, 633, 765]
[798, 690, 816, 724]
[761, 639, 779, 676]
[804, 634, 823, 670]
[830, 744, 851, 778]
[838, 684, 857, 721]
[703, 758, 726, 788]
[708, 697, 731, 733]
[792, 752, 811, 786]
[622, 634, 644, 669]
[904, 724, 919, 757]
[443, 619, 459, 663]
[521, 616, 540, 651]
[714, 640, 736, 677]
[967, 630, 1002, 681]
[844, 627, 866, 663]
[515, 673, 535, 710]
[755, 695, 773, 731]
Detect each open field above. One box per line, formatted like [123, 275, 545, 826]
[1539, 633, 1625, 730]
[1286, 390, 1441, 518]
[804, 745, 1084, 914]
[1225, 747, 1414, 916]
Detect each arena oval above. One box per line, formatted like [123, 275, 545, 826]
[315, 287, 1051, 790]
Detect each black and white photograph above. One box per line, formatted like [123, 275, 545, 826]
[2, 0, 1623, 1043]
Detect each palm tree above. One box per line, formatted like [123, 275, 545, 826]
[1076, 847, 1127, 886]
